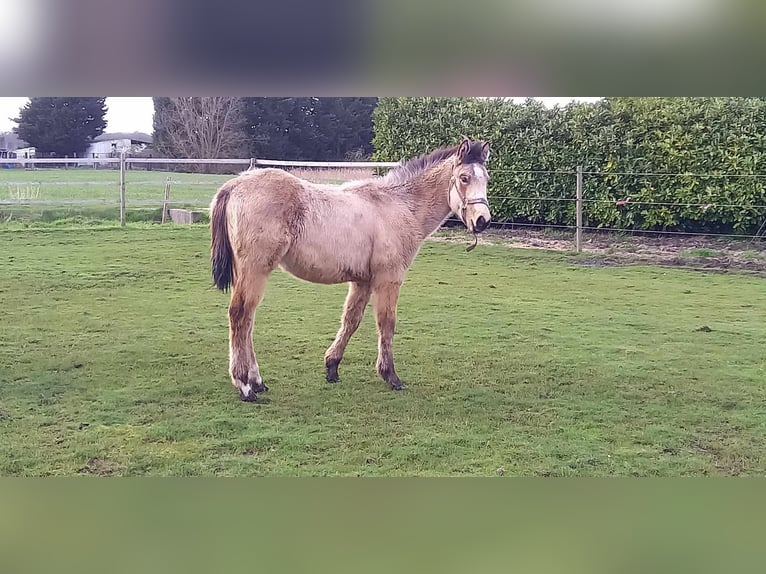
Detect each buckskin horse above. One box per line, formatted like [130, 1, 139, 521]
[210, 136, 492, 402]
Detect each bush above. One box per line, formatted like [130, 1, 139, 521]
[372, 97, 766, 234]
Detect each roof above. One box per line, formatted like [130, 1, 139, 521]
[93, 132, 153, 144]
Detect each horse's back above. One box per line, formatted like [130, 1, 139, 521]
[222, 168, 413, 284]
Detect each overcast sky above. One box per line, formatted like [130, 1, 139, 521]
[0, 97, 156, 134]
[0, 97, 601, 135]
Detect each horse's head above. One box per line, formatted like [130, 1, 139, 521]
[449, 136, 492, 234]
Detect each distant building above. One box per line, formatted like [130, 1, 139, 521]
[13, 146, 36, 158]
[82, 132, 153, 158]
[2, 131, 155, 167]
[1, 133, 35, 167]
[0, 132, 31, 160]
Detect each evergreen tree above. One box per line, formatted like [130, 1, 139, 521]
[241, 97, 377, 160]
[13, 97, 107, 157]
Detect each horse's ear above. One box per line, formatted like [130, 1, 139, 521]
[456, 136, 471, 163]
[480, 141, 491, 163]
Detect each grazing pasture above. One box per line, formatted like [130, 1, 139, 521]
[1, 225, 765, 476]
[0, 167, 380, 224]
[0, 168, 226, 201]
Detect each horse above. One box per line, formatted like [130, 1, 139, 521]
[209, 136, 492, 402]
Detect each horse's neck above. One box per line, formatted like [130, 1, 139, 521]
[409, 162, 453, 238]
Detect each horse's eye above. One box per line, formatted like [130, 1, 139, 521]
[459, 175, 470, 184]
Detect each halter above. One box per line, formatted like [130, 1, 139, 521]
[449, 174, 490, 252]
[449, 175, 490, 223]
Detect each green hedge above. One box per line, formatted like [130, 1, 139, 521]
[372, 97, 766, 234]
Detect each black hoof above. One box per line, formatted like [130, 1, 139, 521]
[388, 379, 406, 391]
[238, 388, 259, 402]
[326, 360, 340, 384]
[253, 381, 269, 393]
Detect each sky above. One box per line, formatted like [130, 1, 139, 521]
[0, 97, 155, 134]
[0, 97, 601, 136]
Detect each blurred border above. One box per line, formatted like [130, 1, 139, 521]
[1, 479, 765, 574]
[2, 0, 765, 96]
[3, 1, 766, 571]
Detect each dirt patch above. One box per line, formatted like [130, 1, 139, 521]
[432, 227, 766, 274]
[79, 457, 121, 476]
[286, 167, 375, 184]
[689, 436, 751, 476]
[713, 454, 749, 477]
[569, 259, 620, 268]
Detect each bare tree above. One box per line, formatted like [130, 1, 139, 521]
[153, 97, 246, 171]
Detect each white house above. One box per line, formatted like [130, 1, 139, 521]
[0, 132, 33, 160]
[81, 132, 153, 159]
[13, 146, 36, 158]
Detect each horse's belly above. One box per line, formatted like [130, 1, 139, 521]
[281, 228, 373, 285]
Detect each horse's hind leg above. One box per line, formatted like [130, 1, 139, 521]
[372, 281, 406, 391]
[228, 272, 269, 402]
[324, 281, 372, 383]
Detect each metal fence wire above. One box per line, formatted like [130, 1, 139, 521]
[2, 156, 765, 248]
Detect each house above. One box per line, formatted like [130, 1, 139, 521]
[13, 146, 36, 158]
[81, 132, 153, 160]
[1, 133, 35, 167]
[0, 132, 31, 159]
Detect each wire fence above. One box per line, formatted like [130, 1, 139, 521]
[2, 156, 766, 251]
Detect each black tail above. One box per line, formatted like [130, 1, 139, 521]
[211, 185, 234, 291]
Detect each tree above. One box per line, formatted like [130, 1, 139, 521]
[152, 97, 174, 153]
[152, 97, 247, 163]
[310, 98, 378, 160]
[13, 97, 107, 157]
[240, 97, 316, 160]
[241, 97, 377, 160]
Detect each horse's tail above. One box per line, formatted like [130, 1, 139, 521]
[210, 183, 235, 292]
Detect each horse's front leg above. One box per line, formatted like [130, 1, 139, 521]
[372, 281, 405, 390]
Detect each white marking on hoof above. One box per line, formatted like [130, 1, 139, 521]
[241, 383, 252, 397]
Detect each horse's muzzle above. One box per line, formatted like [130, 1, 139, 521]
[474, 215, 489, 233]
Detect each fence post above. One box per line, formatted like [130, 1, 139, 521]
[249, 157, 256, 170]
[575, 165, 583, 252]
[161, 176, 172, 224]
[119, 151, 126, 226]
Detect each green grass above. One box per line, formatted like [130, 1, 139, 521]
[0, 168, 225, 223]
[0, 167, 365, 224]
[1, 225, 765, 476]
[0, 167, 228, 202]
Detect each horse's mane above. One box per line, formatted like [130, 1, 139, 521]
[382, 141, 486, 186]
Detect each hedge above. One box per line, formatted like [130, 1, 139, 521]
[371, 97, 766, 234]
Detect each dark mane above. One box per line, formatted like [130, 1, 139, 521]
[383, 141, 486, 185]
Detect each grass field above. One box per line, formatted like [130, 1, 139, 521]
[0, 167, 228, 201]
[1, 225, 765, 476]
[0, 168, 227, 223]
[0, 167, 376, 202]
[0, 167, 380, 224]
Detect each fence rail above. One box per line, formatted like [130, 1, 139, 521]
[0, 156, 400, 168]
[2, 157, 120, 165]
[2, 155, 766, 248]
